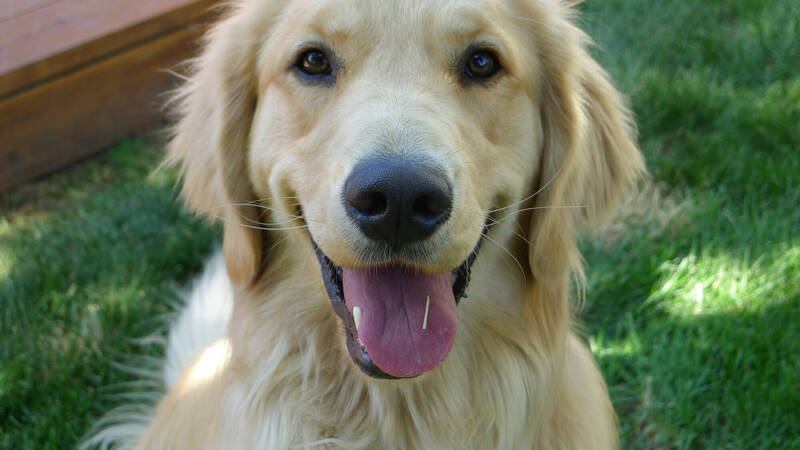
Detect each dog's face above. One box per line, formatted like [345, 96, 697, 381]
[248, 0, 543, 377]
[170, 0, 644, 379]
[250, 0, 541, 272]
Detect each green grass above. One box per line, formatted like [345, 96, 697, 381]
[577, 0, 800, 447]
[2, 0, 799, 447]
[0, 141, 218, 448]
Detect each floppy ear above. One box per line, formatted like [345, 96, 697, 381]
[526, 10, 646, 284]
[165, 8, 264, 286]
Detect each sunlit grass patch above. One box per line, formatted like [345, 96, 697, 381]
[649, 244, 800, 316]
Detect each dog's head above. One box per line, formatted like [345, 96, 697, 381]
[169, 0, 644, 379]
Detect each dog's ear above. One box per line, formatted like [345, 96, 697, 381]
[526, 11, 646, 284]
[165, 10, 264, 286]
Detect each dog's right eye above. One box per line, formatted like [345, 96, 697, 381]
[464, 49, 501, 81]
[295, 49, 332, 77]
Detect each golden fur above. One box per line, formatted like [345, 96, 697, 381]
[135, 0, 645, 448]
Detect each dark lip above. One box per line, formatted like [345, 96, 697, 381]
[312, 219, 491, 379]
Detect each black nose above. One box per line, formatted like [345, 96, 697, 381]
[344, 156, 453, 250]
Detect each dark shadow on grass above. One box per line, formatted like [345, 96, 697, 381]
[0, 141, 219, 448]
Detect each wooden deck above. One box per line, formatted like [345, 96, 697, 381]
[0, 0, 219, 190]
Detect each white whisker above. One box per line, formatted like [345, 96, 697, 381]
[249, 195, 299, 203]
[517, 205, 587, 211]
[489, 204, 588, 226]
[486, 216, 532, 247]
[484, 162, 566, 214]
[239, 213, 307, 228]
[213, 214, 310, 232]
[480, 232, 526, 281]
[217, 202, 299, 215]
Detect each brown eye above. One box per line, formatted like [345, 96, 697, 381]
[296, 48, 332, 76]
[465, 49, 501, 80]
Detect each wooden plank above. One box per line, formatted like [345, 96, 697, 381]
[0, 26, 204, 190]
[0, 0, 63, 22]
[0, 0, 217, 98]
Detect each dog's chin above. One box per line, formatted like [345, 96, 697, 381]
[311, 227, 487, 380]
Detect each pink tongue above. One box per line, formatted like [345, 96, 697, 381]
[342, 266, 458, 378]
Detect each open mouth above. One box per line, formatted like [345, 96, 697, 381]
[313, 224, 487, 379]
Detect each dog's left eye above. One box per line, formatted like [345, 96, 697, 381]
[465, 49, 501, 80]
[295, 48, 332, 77]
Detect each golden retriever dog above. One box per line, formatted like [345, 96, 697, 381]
[92, 0, 645, 448]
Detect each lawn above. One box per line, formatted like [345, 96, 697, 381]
[1, 0, 799, 448]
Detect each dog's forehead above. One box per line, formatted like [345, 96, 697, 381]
[290, 0, 504, 42]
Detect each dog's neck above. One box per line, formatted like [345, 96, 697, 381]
[221, 232, 569, 448]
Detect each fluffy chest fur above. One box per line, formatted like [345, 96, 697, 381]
[172, 246, 570, 450]
[132, 246, 614, 449]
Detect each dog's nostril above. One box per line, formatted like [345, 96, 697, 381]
[412, 193, 448, 221]
[357, 191, 387, 217]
